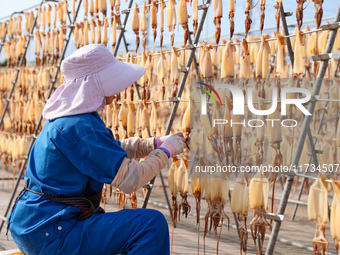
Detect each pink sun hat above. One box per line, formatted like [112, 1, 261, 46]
[61, 44, 146, 96]
[43, 44, 146, 120]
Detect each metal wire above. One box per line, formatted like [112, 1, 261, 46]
[292, 171, 333, 183]
[217, 16, 336, 40]
[121, 0, 169, 12]
[119, 25, 333, 60]
[213, 27, 324, 47]
[114, 98, 189, 105]
[118, 47, 186, 60]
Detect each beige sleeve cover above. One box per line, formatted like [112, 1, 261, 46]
[111, 149, 169, 194]
[120, 137, 155, 159]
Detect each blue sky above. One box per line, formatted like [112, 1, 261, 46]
[0, 0, 337, 61]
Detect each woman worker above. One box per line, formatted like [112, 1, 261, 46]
[7, 44, 187, 255]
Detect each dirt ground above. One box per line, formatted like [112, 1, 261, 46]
[0, 171, 338, 255]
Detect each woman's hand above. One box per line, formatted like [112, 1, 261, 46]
[158, 133, 186, 158]
[155, 132, 185, 148]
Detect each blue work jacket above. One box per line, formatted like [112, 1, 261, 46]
[8, 112, 127, 248]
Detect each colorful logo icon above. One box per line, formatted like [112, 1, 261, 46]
[197, 82, 222, 106]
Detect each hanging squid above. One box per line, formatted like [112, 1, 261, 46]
[160, 0, 166, 48]
[267, 107, 283, 219]
[313, 0, 324, 29]
[191, 172, 201, 254]
[192, 0, 198, 37]
[72, 0, 77, 19]
[83, 0, 88, 18]
[62, 0, 68, 34]
[96, 19, 101, 44]
[99, 0, 107, 17]
[221, 39, 235, 79]
[135, 101, 142, 138]
[118, 100, 128, 139]
[36, 7, 42, 31]
[94, 0, 99, 19]
[249, 166, 270, 255]
[231, 175, 249, 255]
[213, 0, 223, 44]
[146, 53, 153, 88]
[139, 53, 147, 100]
[74, 22, 80, 48]
[177, 157, 190, 220]
[330, 181, 340, 252]
[273, 0, 282, 33]
[84, 20, 90, 45]
[296, 0, 307, 29]
[223, 96, 233, 165]
[157, 49, 166, 100]
[177, 0, 188, 45]
[151, 0, 157, 44]
[111, 14, 117, 52]
[167, 0, 177, 46]
[102, 17, 108, 46]
[200, 43, 213, 82]
[168, 157, 179, 229]
[59, 29, 64, 58]
[53, 4, 57, 28]
[131, 3, 139, 53]
[140, 2, 148, 51]
[275, 32, 285, 76]
[228, 0, 235, 39]
[46, 4, 52, 30]
[150, 100, 158, 137]
[245, 0, 253, 37]
[141, 100, 150, 138]
[127, 102, 136, 137]
[89, 0, 94, 19]
[34, 31, 40, 66]
[308, 177, 329, 255]
[255, 36, 270, 98]
[170, 47, 180, 98]
[293, 29, 305, 78]
[255, 98, 265, 166]
[112, 99, 120, 140]
[240, 38, 251, 80]
[260, 0, 266, 35]
[109, 0, 115, 17]
[182, 98, 191, 139]
[209, 172, 230, 255]
[115, 0, 121, 24]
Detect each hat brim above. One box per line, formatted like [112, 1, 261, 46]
[97, 60, 146, 97]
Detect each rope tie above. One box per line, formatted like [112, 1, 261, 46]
[7, 179, 104, 236]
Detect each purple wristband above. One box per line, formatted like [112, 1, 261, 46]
[155, 136, 161, 148]
[158, 147, 171, 158]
